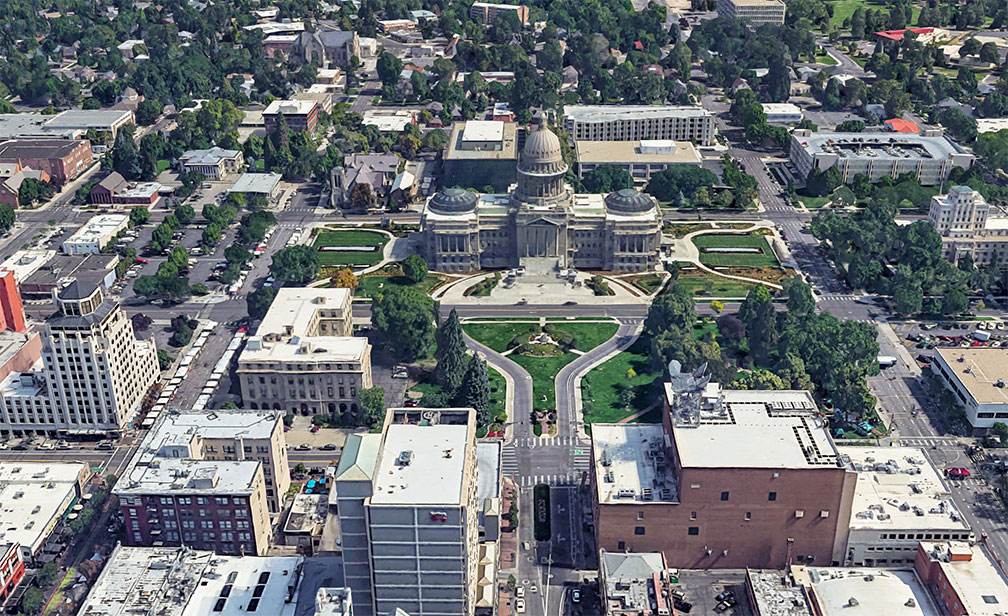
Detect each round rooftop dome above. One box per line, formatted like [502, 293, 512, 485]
[604, 188, 656, 214]
[522, 118, 563, 165]
[428, 188, 478, 214]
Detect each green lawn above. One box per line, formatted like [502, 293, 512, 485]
[673, 273, 757, 298]
[511, 352, 579, 410]
[551, 322, 619, 352]
[356, 273, 442, 298]
[156, 159, 170, 174]
[581, 337, 663, 424]
[797, 195, 831, 209]
[630, 273, 666, 294]
[313, 230, 388, 266]
[829, 0, 917, 26]
[815, 52, 839, 66]
[691, 233, 779, 267]
[463, 322, 539, 353]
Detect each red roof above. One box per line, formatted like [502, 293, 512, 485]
[634, 41, 643, 51]
[885, 118, 919, 133]
[875, 27, 934, 41]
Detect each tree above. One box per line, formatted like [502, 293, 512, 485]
[730, 369, 786, 390]
[348, 182, 377, 212]
[376, 52, 404, 88]
[247, 285, 278, 320]
[992, 422, 1008, 447]
[359, 386, 385, 427]
[582, 165, 633, 193]
[835, 120, 865, 132]
[330, 268, 359, 292]
[174, 203, 196, 224]
[112, 126, 142, 180]
[980, 42, 1001, 65]
[402, 254, 428, 284]
[739, 285, 778, 365]
[644, 286, 696, 335]
[0, 204, 12, 234]
[960, 37, 982, 58]
[169, 315, 195, 347]
[157, 349, 173, 371]
[17, 177, 53, 205]
[422, 128, 448, 151]
[459, 355, 492, 427]
[371, 286, 436, 361]
[717, 314, 745, 341]
[783, 276, 815, 316]
[21, 587, 44, 615]
[269, 245, 319, 284]
[941, 288, 968, 315]
[135, 99, 164, 125]
[435, 309, 468, 394]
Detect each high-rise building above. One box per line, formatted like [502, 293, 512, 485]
[335, 408, 481, 616]
[0, 270, 26, 333]
[469, 2, 529, 25]
[0, 277, 159, 437]
[563, 105, 717, 146]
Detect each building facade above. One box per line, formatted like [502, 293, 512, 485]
[301, 29, 360, 67]
[0, 542, 24, 605]
[790, 129, 974, 186]
[237, 288, 373, 416]
[0, 278, 159, 437]
[264, 99, 320, 133]
[931, 347, 1008, 430]
[469, 2, 529, 25]
[576, 139, 702, 184]
[928, 186, 1008, 266]
[716, 0, 786, 24]
[178, 147, 244, 180]
[0, 462, 88, 561]
[442, 121, 520, 191]
[335, 408, 480, 616]
[420, 120, 663, 273]
[592, 366, 856, 569]
[115, 414, 275, 556]
[61, 213, 129, 255]
[563, 105, 716, 146]
[0, 139, 93, 187]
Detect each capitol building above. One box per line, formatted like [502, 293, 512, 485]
[419, 119, 664, 273]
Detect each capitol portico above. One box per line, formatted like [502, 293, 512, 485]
[420, 119, 664, 273]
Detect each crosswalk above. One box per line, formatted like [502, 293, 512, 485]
[894, 436, 961, 448]
[511, 436, 582, 448]
[502, 445, 518, 476]
[817, 294, 860, 301]
[516, 473, 586, 488]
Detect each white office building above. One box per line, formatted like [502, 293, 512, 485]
[0, 277, 159, 437]
[931, 347, 1008, 429]
[928, 186, 1008, 266]
[563, 105, 716, 146]
[790, 129, 974, 186]
[0, 462, 88, 561]
[838, 446, 972, 567]
[762, 103, 803, 124]
[61, 213, 129, 255]
[717, 0, 786, 24]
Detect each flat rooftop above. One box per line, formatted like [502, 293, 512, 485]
[229, 172, 281, 194]
[284, 493, 326, 535]
[445, 121, 518, 160]
[747, 569, 812, 616]
[0, 462, 85, 554]
[592, 423, 677, 505]
[241, 335, 367, 363]
[64, 213, 127, 240]
[840, 446, 969, 533]
[179, 147, 240, 165]
[977, 118, 1008, 134]
[729, 0, 785, 6]
[762, 103, 802, 114]
[147, 409, 281, 444]
[43, 109, 133, 130]
[257, 287, 350, 338]
[77, 545, 303, 616]
[669, 387, 841, 469]
[919, 541, 1008, 615]
[264, 99, 317, 116]
[934, 347, 1008, 405]
[0, 139, 86, 159]
[476, 441, 501, 504]
[794, 131, 964, 161]
[370, 423, 471, 506]
[565, 105, 712, 123]
[791, 566, 939, 616]
[576, 140, 702, 165]
[601, 551, 666, 614]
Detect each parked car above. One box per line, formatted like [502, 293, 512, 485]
[296, 443, 312, 451]
[515, 599, 526, 614]
[320, 443, 338, 451]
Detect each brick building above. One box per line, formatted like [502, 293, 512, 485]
[591, 364, 856, 569]
[263, 99, 319, 133]
[0, 139, 92, 187]
[0, 542, 24, 604]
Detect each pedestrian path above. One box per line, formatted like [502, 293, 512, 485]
[818, 294, 859, 301]
[895, 435, 962, 448]
[502, 445, 519, 476]
[516, 473, 586, 488]
[511, 436, 584, 448]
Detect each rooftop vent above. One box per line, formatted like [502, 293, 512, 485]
[397, 450, 413, 466]
[997, 379, 1006, 388]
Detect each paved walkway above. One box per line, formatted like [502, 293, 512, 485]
[674, 222, 785, 291]
[463, 333, 532, 442]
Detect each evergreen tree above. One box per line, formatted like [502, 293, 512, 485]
[435, 309, 468, 395]
[458, 355, 491, 427]
[112, 126, 142, 180]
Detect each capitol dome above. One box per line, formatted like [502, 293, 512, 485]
[518, 117, 568, 176]
[428, 188, 478, 214]
[604, 188, 657, 214]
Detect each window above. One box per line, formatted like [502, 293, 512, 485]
[720, 491, 729, 501]
[745, 512, 751, 521]
[690, 511, 697, 520]
[617, 541, 626, 550]
[634, 526, 645, 535]
[983, 596, 999, 605]
[768, 492, 777, 502]
[688, 527, 699, 536]
[637, 511, 644, 520]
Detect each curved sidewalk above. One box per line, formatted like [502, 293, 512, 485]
[675, 223, 784, 291]
[463, 333, 533, 443]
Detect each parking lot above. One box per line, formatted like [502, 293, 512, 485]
[891, 319, 1008, 370]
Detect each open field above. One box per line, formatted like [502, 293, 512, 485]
[691, 233, 779, 267]
[512, 352, 579, 410]
[462, 322, 538, 353]
[312, 229, 388, 266]
[673, 271, 758, 297]
[581, 338, 663, 424]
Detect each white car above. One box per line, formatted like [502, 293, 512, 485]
[515, 599, 526, 614]
[516, 587, 525, 598]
